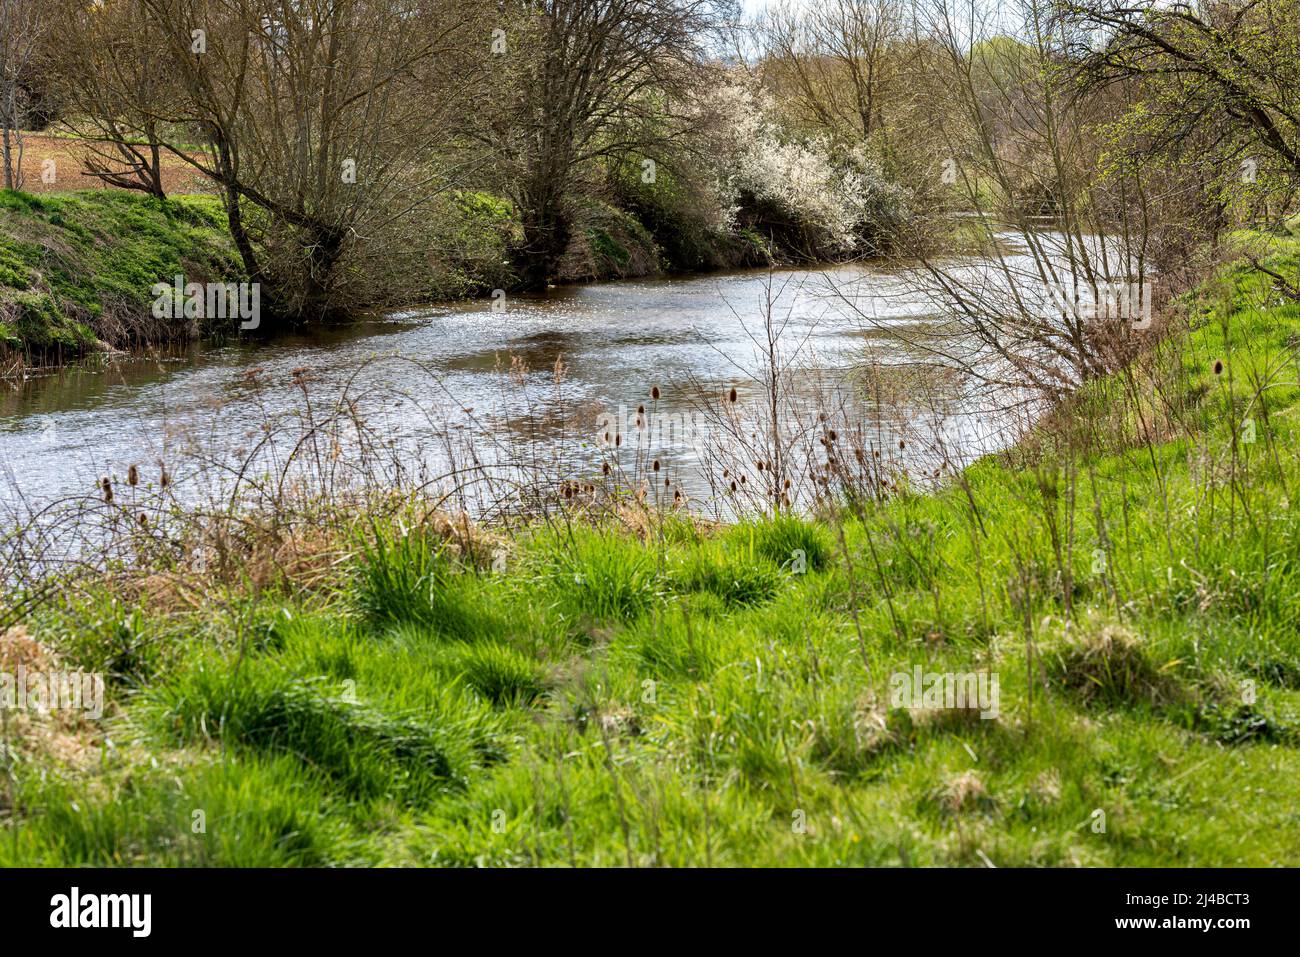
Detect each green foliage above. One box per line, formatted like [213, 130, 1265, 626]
[421, 190, 520, 299]
[144, 659, 479, 803]
[670, 542, 784, 607]
[607, 157, 746, 272]
[443, 641, 548, 707]
[0, 235, 35, 289]
[733, 513, 831, 572]
[37, 594, 161, 685]
[2, 290, 95, 350]
[531, 526, 662, 624]
[587, 227, 630, 268]
[566, 200, 661, 281]
[1, 758, 351, 867]
[353, 522, 504, 642]
[0, 189, 238, 359]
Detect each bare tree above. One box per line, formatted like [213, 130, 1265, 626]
[129, 0, 485, 323]
[482, 0, 717, 290]
[49, 0, 176, 197]
[847, 0, 1180, 403]
[758, 0, 904, 143]
[0, 0, 50, 190]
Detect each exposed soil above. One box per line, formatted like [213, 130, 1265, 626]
[1, 133, 212, 195]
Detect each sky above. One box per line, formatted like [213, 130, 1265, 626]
[737, 0, 1025, 39]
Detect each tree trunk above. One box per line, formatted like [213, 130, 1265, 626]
[1, 86, 18, 190]
[1, 125, 13, 191]
[514, 173, 572, 291]
[299, 225, 347, 320]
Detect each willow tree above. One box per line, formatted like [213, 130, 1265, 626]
[483, 0, 717, 290]
[1062, 0, 1300, 226]
[131, 0, 486, 323]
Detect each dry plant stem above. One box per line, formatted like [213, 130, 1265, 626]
[780, 727, 801, 813]
[1086, 460, 1123, 620]
[1121, 363, 1176, 565]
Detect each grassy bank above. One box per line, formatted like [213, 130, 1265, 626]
[0, 190, 240, 365]
[2, 238, 1299, 867]
[0, 185, 767, 372]
[421, 190, 754, 301]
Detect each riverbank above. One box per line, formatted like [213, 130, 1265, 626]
[0, 190, 240, 368]
[2, 234, 1297, 866]
[0, 186, 775, 373]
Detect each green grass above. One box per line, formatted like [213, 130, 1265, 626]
[142, 659, 476, 803]
[0, 757, 353, 867]
[0, 189, 239, 359]
[531, 525, 663, 624]
[4, 239, 1300, 866]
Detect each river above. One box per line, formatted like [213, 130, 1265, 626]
[0, 255, 1029, 525]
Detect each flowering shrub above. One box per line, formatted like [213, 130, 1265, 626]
[696, 80, 910, 256]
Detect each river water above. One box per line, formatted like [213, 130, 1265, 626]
[0, 255, 1028, 524]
